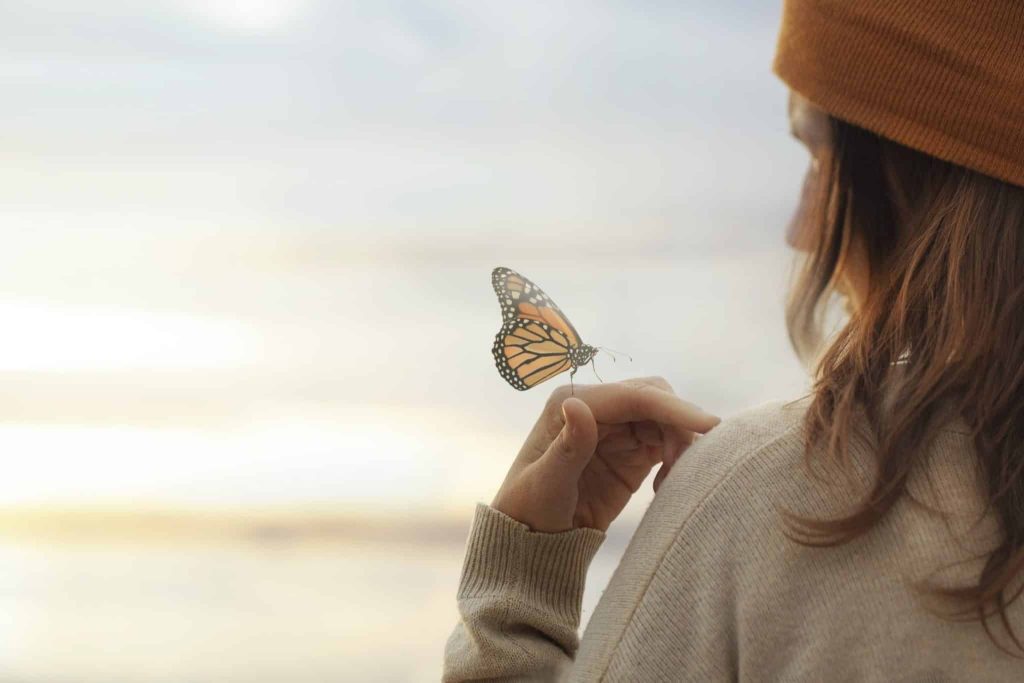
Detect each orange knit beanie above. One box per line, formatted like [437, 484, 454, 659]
[772, 0, 1024, 189]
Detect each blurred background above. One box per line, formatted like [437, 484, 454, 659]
[0, 1, 812, 681]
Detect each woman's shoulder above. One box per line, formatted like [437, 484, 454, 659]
[647, 395, 815, 528]
[712, 394, 811, 444]
[656, 391, 973, 526]
[676, 394, 812, 485]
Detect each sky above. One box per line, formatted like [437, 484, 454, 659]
[0, 0, 813, 518]
[0, 0, 798, 248]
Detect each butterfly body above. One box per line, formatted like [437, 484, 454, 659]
[490, 267, 598, 391]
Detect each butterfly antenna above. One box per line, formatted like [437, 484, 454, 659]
[597, 346, 633, 363]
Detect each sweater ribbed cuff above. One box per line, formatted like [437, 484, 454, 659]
[457, 504, 606, 624]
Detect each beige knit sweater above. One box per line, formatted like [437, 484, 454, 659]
[443, 395, 1024, 681]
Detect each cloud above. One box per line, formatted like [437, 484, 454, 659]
[0, 0, 802, 253]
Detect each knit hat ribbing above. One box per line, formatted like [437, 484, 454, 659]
[772, 0, 1024, 189]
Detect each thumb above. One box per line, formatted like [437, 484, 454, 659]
[540, 397, 599, 479]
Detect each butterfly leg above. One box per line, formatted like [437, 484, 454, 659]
[570, 366, 577, 396]
[591, 358, 604, 383]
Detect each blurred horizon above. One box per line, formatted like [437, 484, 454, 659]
[0, 0, 809, 522]
[0, 1, 811, 680]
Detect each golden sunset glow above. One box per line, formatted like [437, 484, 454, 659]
[0, 1, 808, 680]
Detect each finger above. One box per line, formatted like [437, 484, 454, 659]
[631, 375, 674, 392]
[600, 421, 692, 465]
[538, 397, 599, 482]
[654, 433, 697, 492]
[633, 421, 663, 446]
[597, 431, 638, 456]
[660, 425, 681, 465]
[661, 424, 697, 462]
[593, 444, 663, 494]
[653, 460, 672, 492]
[597, 422, 628, 440]
[597, 421, 662, 454]
[571, 381, 720, 434]
[599, 420, 688, 465]
[596, 442, 663, 471]
[653, 440, 685, 491]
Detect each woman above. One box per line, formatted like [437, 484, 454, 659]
[444, 1, 1024, 679]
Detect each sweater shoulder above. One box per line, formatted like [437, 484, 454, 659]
[658, 392, 981, 533]
[677, 394, 811, 485]
[711, 394, 810, 450]
[644, 393, 814, 536]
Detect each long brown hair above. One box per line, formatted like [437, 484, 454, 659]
[783, 112, 1024, 655]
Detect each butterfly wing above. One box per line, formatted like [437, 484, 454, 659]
[491, 267, 582, 348]
[492, 318, 575, 391]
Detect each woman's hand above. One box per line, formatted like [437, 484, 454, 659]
[491, 377, 721, 533]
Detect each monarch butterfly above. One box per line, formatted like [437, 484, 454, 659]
[491, 266, 601, 391]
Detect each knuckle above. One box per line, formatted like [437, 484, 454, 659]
[626, 382, 654, 413]
[622, 376, 671, 392]
[552, 430, 574, 462]
[548, 409, 566, 435]
[633, 381, 661, 397]
[635, 375, 672, 392]
[626, 381, 676, 419]
[545, 385, 571, 409]
[544, 387, 569, 413]
[543, 385, 572, 431]
[650, 375, 674, 392]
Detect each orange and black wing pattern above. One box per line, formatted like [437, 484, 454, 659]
[492, 318, 575, 391]
[491, 267, 583, 391]
[491, 267, 581, 346]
